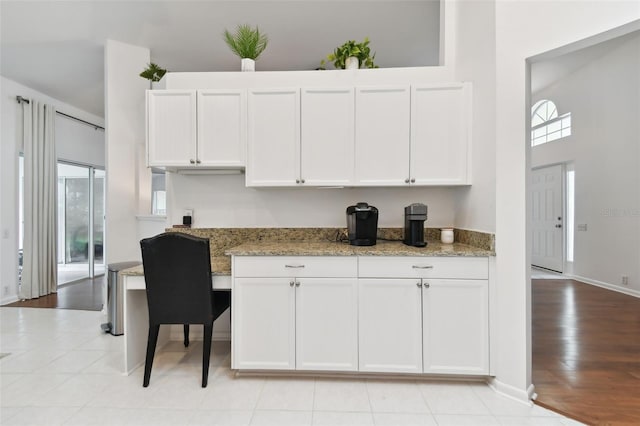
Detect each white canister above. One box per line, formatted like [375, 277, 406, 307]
[441, 228, 454, 244]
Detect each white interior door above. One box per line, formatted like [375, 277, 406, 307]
[531, 165, 564, 272]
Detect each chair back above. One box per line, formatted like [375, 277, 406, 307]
[140, 232, 213, 325]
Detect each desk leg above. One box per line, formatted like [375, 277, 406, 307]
[124, 288, 171, 375]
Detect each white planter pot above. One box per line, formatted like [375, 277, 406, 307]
[241, 58, 255, 72]
[345, 56, 359, 70]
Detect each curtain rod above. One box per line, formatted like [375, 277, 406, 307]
[16, 95, 105, 131]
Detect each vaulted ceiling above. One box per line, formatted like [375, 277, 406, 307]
[1, 1, 441, 117]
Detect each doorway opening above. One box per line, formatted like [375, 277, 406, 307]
[56, 162, 105, 285]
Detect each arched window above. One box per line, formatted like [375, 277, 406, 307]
[531, 100, 571, 146]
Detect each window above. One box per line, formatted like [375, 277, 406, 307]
[531, 100, 571, 146]
[151, 169, 166, 216]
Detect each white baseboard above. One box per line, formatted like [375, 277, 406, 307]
[488, 378, 534, 405]
[568, 274, 640, 298]
[1, 295, 19, 306]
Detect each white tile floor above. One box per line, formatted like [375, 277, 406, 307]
[0, 307, 584, 426]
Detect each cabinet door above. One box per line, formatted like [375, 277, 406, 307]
[295, 278, 358, 371]
[300, 88, 355, 186]
[410, 84, 471, 185]
[147, 90, 196, 167]
[232, 278, 295, 370]
[246, 88, 300, 186]
[197, 90, 246, 167]
[355, 87, 410, 186]
[358, 278, 423, 373]
[422, 279, 489, 375]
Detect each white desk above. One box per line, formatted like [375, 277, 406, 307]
[122, 273, 231, 375]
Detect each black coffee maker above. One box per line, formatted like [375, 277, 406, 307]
[404, 203, 428, 247]
[346, 202, 378, 246]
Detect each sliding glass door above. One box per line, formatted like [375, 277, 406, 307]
[57, 163, 105, 285]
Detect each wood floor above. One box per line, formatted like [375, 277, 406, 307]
[5, 275, 105, 311]
[532, 279, 640, 426]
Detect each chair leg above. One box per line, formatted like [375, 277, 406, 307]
[202, 322, 214, 387]
[183, 324, 190, 347]
[143, 324, 160, 387]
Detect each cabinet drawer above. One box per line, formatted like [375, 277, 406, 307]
[358, 256, 488, 279]
[234, 256, 357, 278]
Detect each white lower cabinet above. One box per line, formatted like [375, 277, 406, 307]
[358, 279, 423, 373]
[232, 255, 489, 376]
[233, 278, 296, 370]
[295, 278, 358, 371]
[232, 257, 358, 371]
[422, 279, 489, 375]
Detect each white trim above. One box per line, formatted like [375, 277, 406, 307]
[567, 274, 640, 298]
[1, 295, 20, 306]
[135, 215, 167, 222]
[488, 378, 535, 404]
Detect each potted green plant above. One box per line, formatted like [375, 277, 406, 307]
[139, 63, 167, 87]
[322, 37, 378, 70]
[223, 24, 269, 71]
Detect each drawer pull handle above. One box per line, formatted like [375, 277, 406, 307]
[285, 265, 305, 268]
[412, 265, 434, 269]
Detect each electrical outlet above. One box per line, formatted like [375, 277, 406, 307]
[622, 275, 629, 286]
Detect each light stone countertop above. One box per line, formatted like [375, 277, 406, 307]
[120, 256, 231, 277]
[225, 240, 495, 257]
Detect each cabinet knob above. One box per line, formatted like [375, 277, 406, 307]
[289, 281, 295, 287]
[410, 178, 415, 183]
[555, 224, 562, 228]
[196, 159, 201, 164]
[301, 179, 305, 184]
[405, 178, 410, 183]
[296, 179, 300, 184]
[416, 282, 422, 287]
[189, 159, 195, 164]
[295, 281, 301, 287]
[424, 282, 430, 289]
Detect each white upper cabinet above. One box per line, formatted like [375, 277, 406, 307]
[301, 88, 355, 186]
[197, 90, 246, 167]
[147, 90, 196, 167]
[354, 86, 411, 186]
[246, 88, 300, 186]
[411, 84, 472, 185]
[147, 89, 245, 168]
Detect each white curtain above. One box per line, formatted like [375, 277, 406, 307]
[21, 100, 58, 299]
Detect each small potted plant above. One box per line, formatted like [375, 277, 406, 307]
[139, 63, 168, 88]
[223, 24, 269, 71]
[322, 37, 378, 70]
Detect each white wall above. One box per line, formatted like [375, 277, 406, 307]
[452, 0, 496, 233]
[56, 115, 105, 167]
[168, 174, 460, 228]
[531, 33, 640, 295]
[493, 2, 639, 401]
[0, 76, 105, 304]
[104, 40, 150, 264]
